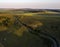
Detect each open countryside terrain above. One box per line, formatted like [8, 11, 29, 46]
[0, 9, 60, 47]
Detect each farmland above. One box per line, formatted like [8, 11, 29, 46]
[0, 9, 60, 47]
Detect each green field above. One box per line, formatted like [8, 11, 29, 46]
[0, 10, 60, 47]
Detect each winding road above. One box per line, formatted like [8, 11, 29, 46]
[14, 16, 59, 47]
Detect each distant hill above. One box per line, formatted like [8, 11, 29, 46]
[0, 8, 60, 14]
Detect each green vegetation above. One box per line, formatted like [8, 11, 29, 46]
[0, 10, 60, 47]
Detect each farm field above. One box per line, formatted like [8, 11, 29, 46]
[0, 10, 60, 47]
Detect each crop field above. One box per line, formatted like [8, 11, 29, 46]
[0, 10, 60, 47]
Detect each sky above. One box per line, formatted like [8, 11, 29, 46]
[0, 0, 60, 9]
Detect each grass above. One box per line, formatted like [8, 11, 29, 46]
[0, 10, 60, 47]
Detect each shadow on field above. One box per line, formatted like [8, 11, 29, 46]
[0, 30, 52, 47]
[0, 16, 60, 47]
